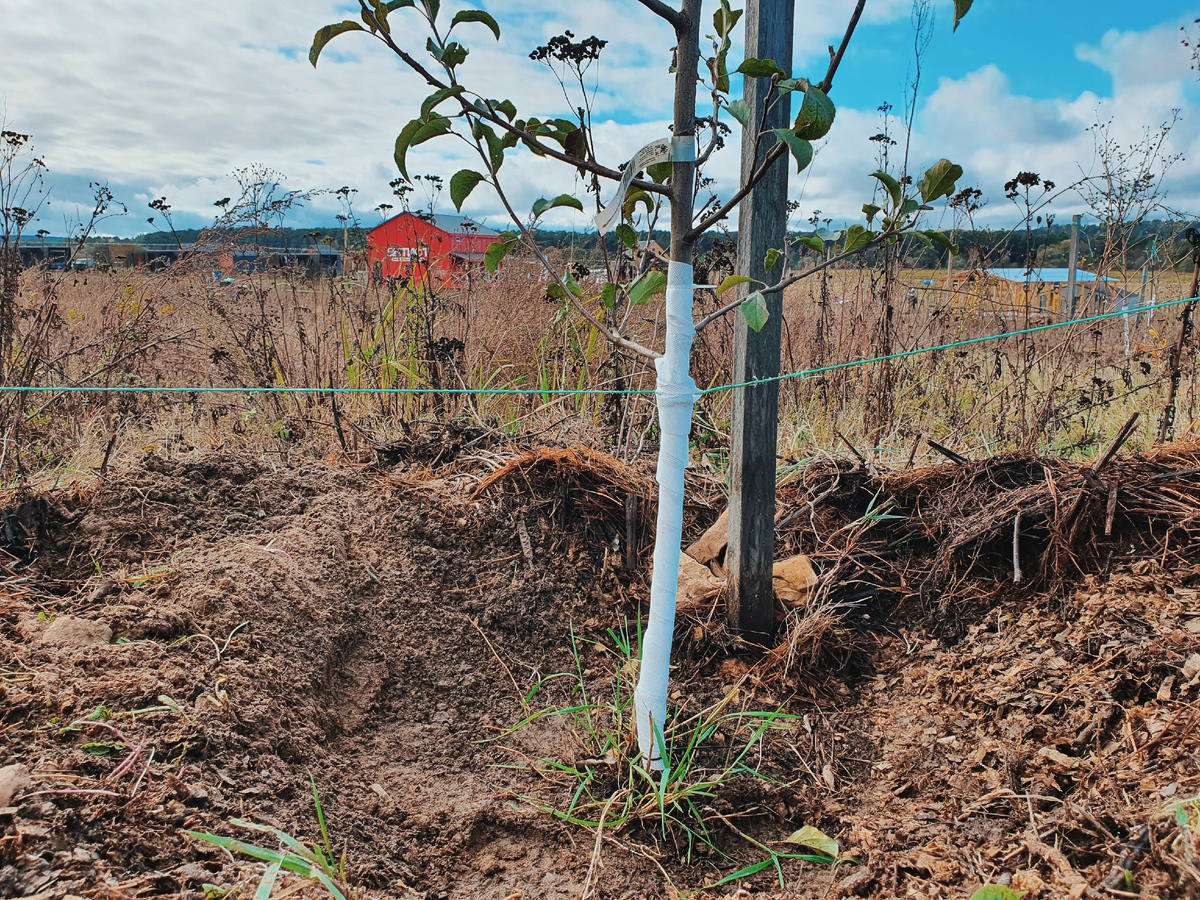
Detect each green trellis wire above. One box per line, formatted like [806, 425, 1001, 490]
[2, 294, 1196, 400]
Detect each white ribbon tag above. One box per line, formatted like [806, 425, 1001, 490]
[595, 136, 696, 235]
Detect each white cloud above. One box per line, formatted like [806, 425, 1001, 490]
[1, 1, 1197, 237]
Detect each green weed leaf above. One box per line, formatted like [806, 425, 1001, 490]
[717, 274, 758, 298]
[420, 85, 465, 120]
[793, 83, 835, 141]
[449, 169, 485, 212]
[870, 170, 902, 206]
[532, 194, 584, 219]
[450, 9, 501, 39]
[773, 129, 813, 173]
[742, 291, 769, 332]
[842, 224, 874, 254]
[309, 21, 365, 67]
[926, 229, 963, 253]
[726, 99, 753, 129]
[954, 0, 973, 31]
[484, 238, 516, 274]
[737, 58, 785, 78]
[969, 887, 1026, 900]
[628, 270, 667, 307]
[394, 115, 451, 180]
[919, 158, 963, 204]
[254, 862, 281, 900]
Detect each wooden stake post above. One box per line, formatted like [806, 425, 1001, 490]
[726, 0, 794, 645]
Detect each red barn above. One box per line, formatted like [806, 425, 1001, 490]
[367, 212, 501, 286]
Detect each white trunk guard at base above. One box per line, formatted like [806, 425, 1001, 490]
[633, 260, 699, 772]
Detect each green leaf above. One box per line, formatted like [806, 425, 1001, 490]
[793, 83, 835, 141]
[925, 231, 959, 254]
[393, 116, 451, 180]
[968, 887, 1026, 900]
[623, 188, 656, 219]
[484, 238, 515, 274]
[919, 158, 964, 204]
[908, 231, 934, 249]
[899, 198, 921, 219]
[254, 862, 281, 900]
[601, 283, 617, 309]
[717, 274, 758, 298]
[385, 0, 417, 10]
[420, 85, 465, 120]
[726, 99, 752, 129]
[449, 169, 486, 212]
[490, 98, 517, 121]
[531, 194, 584, 219]
[741, 291, 769, 332]
[862, 203, 881, 225]
[764, 247, 783, 273]
[870, 170, 902, 206]
[628, 270, 667, 307]
[712, 1, 743, 38]
[426, 0, 441, 20]
[842, 224, 874, 254]
[705, 858, 776, 890]
[309, 21, 365, 67]
[737, 57, 785, 78]
[773, 129, 813, 173]
[614, 224, 637, 251]
[449, 9, 501, 39]
[785, 825, 839, 858]
[798, 235, 825, 253]
[953, 0, 973, 31]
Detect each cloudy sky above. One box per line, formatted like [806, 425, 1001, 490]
[2, 0, 1198, 237]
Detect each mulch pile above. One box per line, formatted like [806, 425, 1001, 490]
[0, 440, 1197, 899]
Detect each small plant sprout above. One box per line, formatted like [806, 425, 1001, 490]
[185, 776, 348, 900]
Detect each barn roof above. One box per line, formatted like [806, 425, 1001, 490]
[985, 267, 1114, 283]
[372, 211, 499, 236]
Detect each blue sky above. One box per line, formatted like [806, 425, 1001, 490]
[1, 0, 1198, 237]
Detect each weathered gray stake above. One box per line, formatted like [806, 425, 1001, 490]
[727, 0, 795, 645]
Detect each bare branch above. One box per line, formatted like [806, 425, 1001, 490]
[636, 0, 684, 31]
[819, 0, 867, 93]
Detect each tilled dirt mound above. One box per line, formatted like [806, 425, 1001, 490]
[0, 453, 1198, 899]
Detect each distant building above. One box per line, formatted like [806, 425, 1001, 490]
[366, 212, 501, 286]
[947, 267, 1116, 317]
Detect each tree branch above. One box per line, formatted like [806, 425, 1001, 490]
[819, 0, 866, 93]
[636, 0, 684, 31]
[695, 226, 905, 332]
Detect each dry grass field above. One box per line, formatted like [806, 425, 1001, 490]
[1, 255, 1199, 899]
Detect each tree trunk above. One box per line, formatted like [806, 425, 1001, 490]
[632, 0, 702, 772]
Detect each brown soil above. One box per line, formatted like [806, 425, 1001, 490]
[1, 452, 1198, 900]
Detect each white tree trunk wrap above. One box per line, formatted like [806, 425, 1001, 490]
[633, 260, 698, 772]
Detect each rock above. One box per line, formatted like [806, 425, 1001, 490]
[685, 508, 728, 575]
[676, 553, 722, 610]
[0, 764, 31, 808]
[773, 554, 819, 607]
[40, 616, 111, 648]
